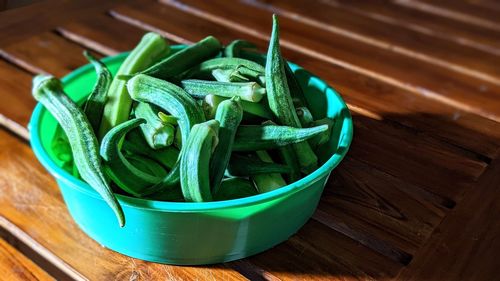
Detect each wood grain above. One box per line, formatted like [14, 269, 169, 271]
[1, 32, 90, 77]
[110, 1, 500, 160]
[397, 0, 500, 31]
[161, 0, 500, 123]
[0, 60, 34, 129]
[396, 158, 500, 280]
[330, 0, 500, 55]
[250, 0, 500, 83]
[0, 238, 54, 281]
[0, 129, 249, 281]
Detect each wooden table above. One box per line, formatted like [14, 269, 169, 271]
[1, 0, 499, 280]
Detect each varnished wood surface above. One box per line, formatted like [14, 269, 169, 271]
[0, 238, 53, 281]
[0, 0, 499, 280]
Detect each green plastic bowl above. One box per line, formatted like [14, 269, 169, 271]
[30, 46, 353, 265]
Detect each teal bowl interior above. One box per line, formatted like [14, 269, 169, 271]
[29, 45, 353, 265]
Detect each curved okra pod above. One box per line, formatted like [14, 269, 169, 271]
[296, 106, 314, 127]
[127, 74, 206, 188]
[124, 128, 179, 170]
[209, 97, 243, 193]
[232, 123, 329, 151]
[82, 51, 112, 134]
[180, 120, 220, 202]
[100, 118, 165, 197]
[32, 75, 125, 227]
[181, 79, 266, 102]
[134, 102, 175, 149]
[224, 39, 258, 58]
[266, 15, 318, 173]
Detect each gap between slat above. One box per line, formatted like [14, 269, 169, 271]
[158, 0, 500, 124]
[244, 0, 500, 86]
[0, 216, 86, 281]
[394, 0, 500, 32]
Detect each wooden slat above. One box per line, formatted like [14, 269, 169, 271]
[0, 129, 248, 280]
[70, 2, 489, 261]
[0, 238, 54, 281]
[250, 0, 500, 83]
[1, 32, 90, 77]
[0, 0, 123, 46]
[161, 0, 500, 124]
[109, 1, 500, 160]
[247, 220, 402, 280]
[0, 60, 34, 135]
[56, 14, 145, 56]
[317, 157, 447, 259]
[397, 0, 500, 31]
[330, 0, 500, 54]
[397, 158, 500, 280]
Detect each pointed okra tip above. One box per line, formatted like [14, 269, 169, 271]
[32, 74, 62, 100]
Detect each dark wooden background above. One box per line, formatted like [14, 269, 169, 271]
[0, 0, 499, 280]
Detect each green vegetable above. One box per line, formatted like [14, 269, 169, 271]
[134, 102, 175, 149]
[226, 153, 291, 177]
[232, 123, 329, 151]
[265, 15, 318, 173]
[284, 62, 308, 108]
[211, 68, 248, 82]
[309, 118, 335, 148]
[99, 32, 170, 138]
[224, 40, 257, 58]
[134, 36, 221, 79]
[214, 178, 258, 201]
[251, 150, 287, 193]
[157, 112, 178, 125]
[123, 128, 179, 170]
[127, 74, 206, 189]
[180, 120, 220, 202]
[296, 107, 314, 127]
[100, 118, 164, 197]
[210, 97, 243, 193]
[82, 51, 111, 134]
[181, 79, 266, 102]
[125, 154, 167, 178]
[183, 57, 265, 82]
[201, 94, 273, 120]
[32, 75, 124, 227]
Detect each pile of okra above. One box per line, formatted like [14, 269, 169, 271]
[32, 15, 334, 226]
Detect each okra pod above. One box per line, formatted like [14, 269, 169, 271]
[210, 97, 243, 193]
[137, 36, 221, 79]
[134, 102, 175, 149]
[202, 94, 273, 120]
[224, 39, 257, 58]
[99, 32, 170, 138]
[181, 79, 266, 102]
[232, 123, 329, 151]
[251, 150, 287, 193]
[180, 120, 220, 202]
[100, 118, 164, 197]
[183, 57, 265, 82]
[32, 75, 124, 227]
[226, 153, 291, 177]
[214, 178, 258, 201]
[82, 51, 111, 134]
[265, 15, 318, 173]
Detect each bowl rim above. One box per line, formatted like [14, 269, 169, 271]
[29, 47, 353, 213]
